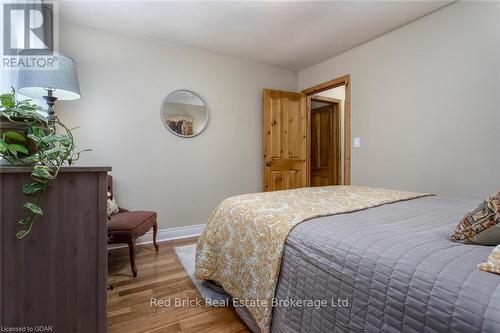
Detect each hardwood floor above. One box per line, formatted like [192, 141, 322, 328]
[107, 237, 250, 333]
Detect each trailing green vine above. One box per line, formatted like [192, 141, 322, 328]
[0, 90, 88, 239]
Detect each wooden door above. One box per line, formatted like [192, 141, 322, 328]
[310, 104, 341, 186]
[263, 89, 307, 191]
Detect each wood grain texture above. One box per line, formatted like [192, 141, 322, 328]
[107, 238, 250, 333]
[262, 89, 307, 192]
[344, 77, 351, 185]
[0, 168, 108, 332]
[310, 103, 341, 187]
[301, 75, 350, 95]
[302, 75, 351, 185]
[310, 95, 340, 104]
[0, 166, 111, 173]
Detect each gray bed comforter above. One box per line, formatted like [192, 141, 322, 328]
[270, 196, 500, 333]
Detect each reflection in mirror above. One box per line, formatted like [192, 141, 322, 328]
[161, 90, 209, 137]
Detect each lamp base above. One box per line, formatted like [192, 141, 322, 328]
[42, 89, 58, 117]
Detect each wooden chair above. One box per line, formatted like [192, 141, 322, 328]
[107, 176, 159, 277]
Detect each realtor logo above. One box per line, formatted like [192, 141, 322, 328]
[3, 3, 54, 56]
[1, 1, 58, 69]
[3, 2, 53, 55]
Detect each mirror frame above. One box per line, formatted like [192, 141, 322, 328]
[160, 89, 209, 138]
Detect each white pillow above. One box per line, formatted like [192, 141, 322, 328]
[107, 192, 119, 217]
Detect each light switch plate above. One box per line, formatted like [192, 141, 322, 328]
[353, 137, 361, 148]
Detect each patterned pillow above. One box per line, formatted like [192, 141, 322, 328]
[478, 245, 500, 274]
[449, 192, 500, 245]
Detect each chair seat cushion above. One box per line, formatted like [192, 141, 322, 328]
[108, 211, 157, 238]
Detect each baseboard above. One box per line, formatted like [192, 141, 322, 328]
[107, 224, 205, 250]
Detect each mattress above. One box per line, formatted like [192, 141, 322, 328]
[270, 196, 500, 333]
[195, 186, 428, 332]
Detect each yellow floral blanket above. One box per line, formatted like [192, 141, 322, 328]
[195, 186, 429, 332]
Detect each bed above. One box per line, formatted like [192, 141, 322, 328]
[195, 188, 500, 333]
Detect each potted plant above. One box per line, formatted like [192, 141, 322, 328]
[0, 90, 88, 239]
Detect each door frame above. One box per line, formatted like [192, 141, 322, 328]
[309, 97, 342, 186]
[302, 75, 351, 185]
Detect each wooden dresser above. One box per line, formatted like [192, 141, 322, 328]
[0, 166, 110, 332]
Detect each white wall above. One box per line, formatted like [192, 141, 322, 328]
[57, 21, 297, 229]
[299, 1, 500, 199]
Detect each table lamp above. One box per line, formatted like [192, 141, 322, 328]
[16, 53, 80, 116]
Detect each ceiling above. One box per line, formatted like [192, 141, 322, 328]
[59, 1, 452, 71]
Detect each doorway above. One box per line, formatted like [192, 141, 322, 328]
[261, 75, 350, 192]
[303, 75, 351, 185]
[310, 95, 341, 186]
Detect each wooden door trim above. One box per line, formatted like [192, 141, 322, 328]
[302, 74, 351, 185]
[310, 102, 341, 187]
[310, 95, 341, 104]
[302, 75, 350, 95]
[310, 104, 336, 113]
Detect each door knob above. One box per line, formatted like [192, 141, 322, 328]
[265, 160, 273, 167]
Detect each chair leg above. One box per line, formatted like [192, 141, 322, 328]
[128, 238, 138, 278]
[153, 222, 159, 252]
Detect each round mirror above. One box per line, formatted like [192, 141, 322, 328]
[161, 90, 209, 137]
